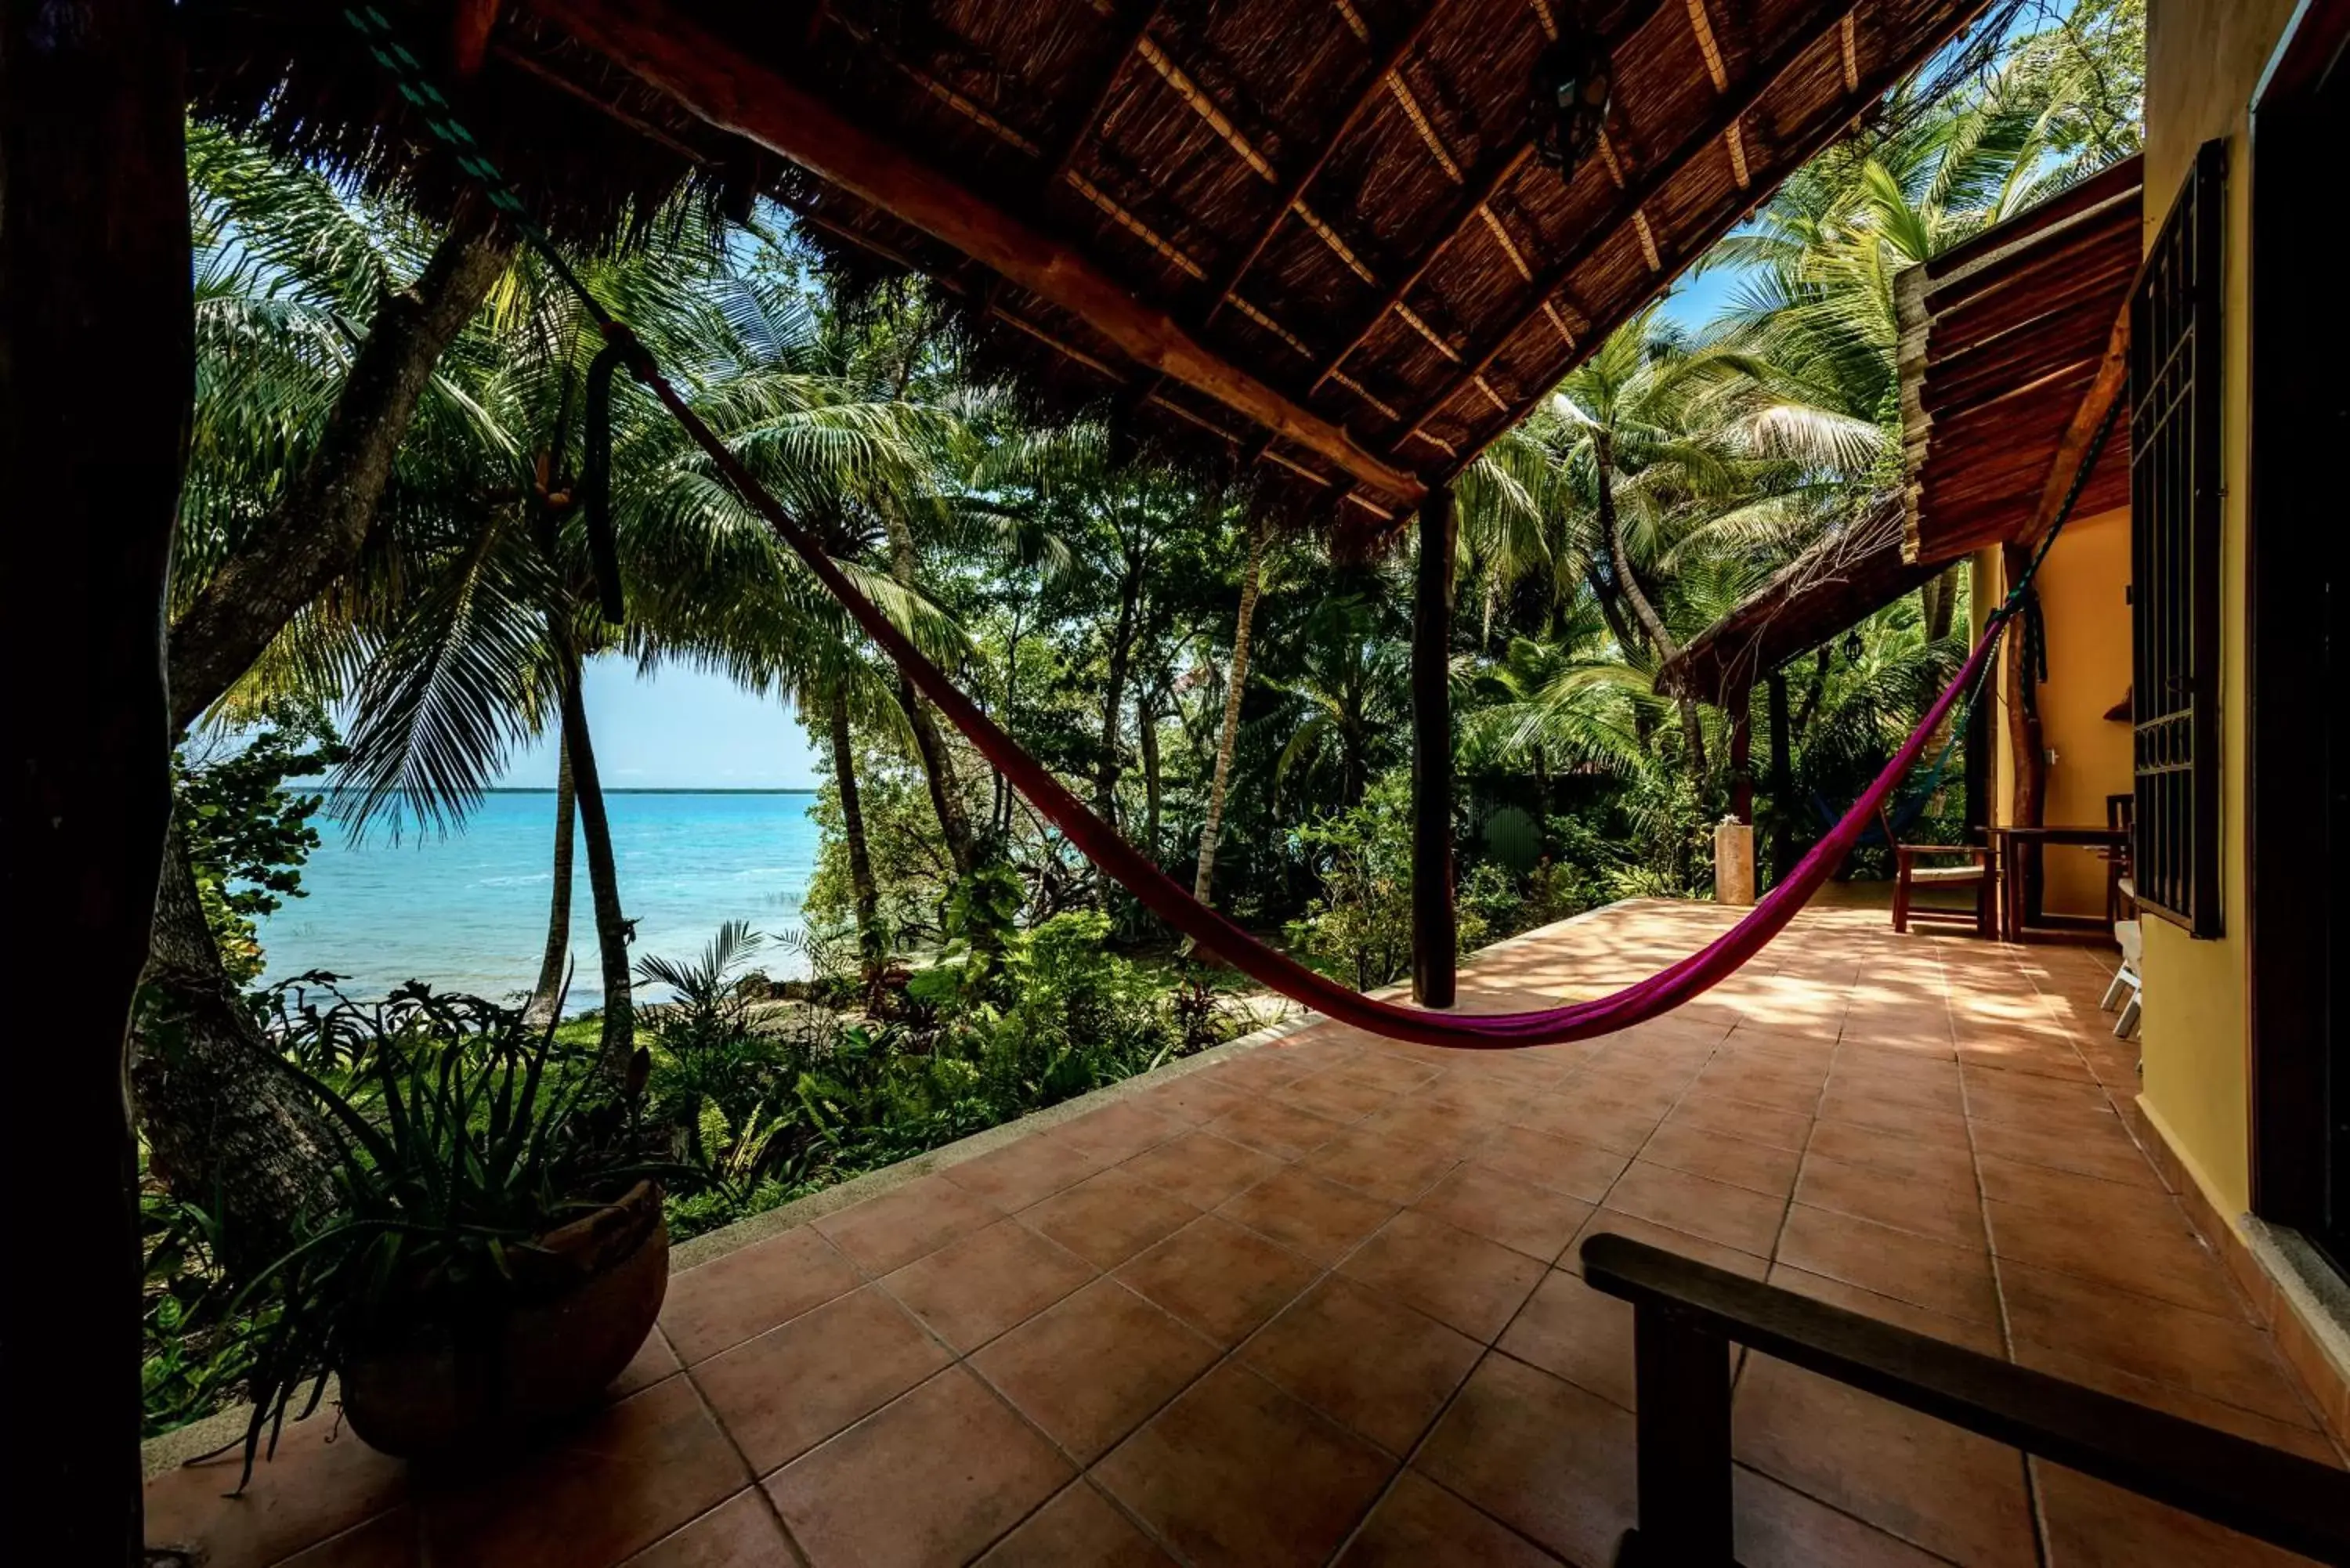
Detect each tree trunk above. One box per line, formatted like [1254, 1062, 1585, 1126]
[1921, 565, 1958, 642]
[1793, 645, 1831, 737]
[1192, 518, 1264, 904]
[1095, 561, 1144, 833]
[827, 683, 882, 972]
[131, 199, 517, 1353]
[523, 738, 578, 1030]
[133, 829, 342, 1270]
[1138, 686, 1163, 862]
[560, 656, 634, 1071]
[1595, 432, 1705, 775]
[5, 7, 185, 1550]
[882, 509, 978, 876]
[994, 601, 1025, 838]
[166, 200, 514, 733]
[1583, 565, 1638, 654]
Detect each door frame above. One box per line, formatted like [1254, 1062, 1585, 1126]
[2246, 0, 2350, 1266]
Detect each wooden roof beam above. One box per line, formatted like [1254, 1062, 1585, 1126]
[524, 0, 1426, 504]
[1311, 0, 1674, 396]
[2018, 302, 2129, 545]
[1204, 0, 1455, 325]
[1405, 0, 1941, 469]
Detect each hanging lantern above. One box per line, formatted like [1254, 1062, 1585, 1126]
[1530, 26, 1612, 178]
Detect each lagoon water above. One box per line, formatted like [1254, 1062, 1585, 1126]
[255, 791, 822, 1013]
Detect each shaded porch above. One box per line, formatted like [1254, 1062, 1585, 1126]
[146, 898, 2342, 1566]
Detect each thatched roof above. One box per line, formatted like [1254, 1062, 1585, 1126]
[189, 0, 2016, 536]
[1658, 152, 2140, 706]
[1896, 151, 2140, 562]
[1654, 495, 1933, 700]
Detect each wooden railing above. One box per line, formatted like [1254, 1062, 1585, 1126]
[1579, 1234, 2350, 1566]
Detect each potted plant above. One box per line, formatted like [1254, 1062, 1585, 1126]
[233, 984, 673, 1472]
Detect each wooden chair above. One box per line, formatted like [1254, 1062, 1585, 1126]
[1882, 807, 1995, 937]
[2104, 792, 2136, 923]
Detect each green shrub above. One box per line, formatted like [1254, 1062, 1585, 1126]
[174, 705, 345, 986]
[1286, 775, 1487, 990]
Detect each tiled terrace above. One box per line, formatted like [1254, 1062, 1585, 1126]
[146, 899, 2345, 1567]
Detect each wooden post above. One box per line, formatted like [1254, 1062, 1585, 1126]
[2002, 542, 2048, 925]
[1766, 670, 1792, 883]
[1728, 684, 1755, 825]
[2, 2, 188, 1559]
[1624, 1302, 1736, 1565]
[1412, 487, 1458, 1009]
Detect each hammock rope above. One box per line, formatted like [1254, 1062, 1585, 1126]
[1809, 630, 1997, 846]
[345, 9, 2097, 1048]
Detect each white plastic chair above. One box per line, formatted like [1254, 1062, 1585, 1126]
[2102, 919, 2142, 1039]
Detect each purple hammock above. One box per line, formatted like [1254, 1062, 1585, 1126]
[623, 326, 2007, 1050]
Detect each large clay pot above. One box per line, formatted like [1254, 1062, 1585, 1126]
[339, 1180, 668, 1456]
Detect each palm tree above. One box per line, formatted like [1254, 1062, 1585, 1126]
[522, 739, 577, 1028]
[136, 126, 517, 1257]
[1460, 600, 1657, 785]
[1267, 591, 1412, 814]
[1697, 56, 2136, 635]
[1477, 310, 1875, 776]
[169, 123, 516, 737]
[1191, 515, 1266, 904]
[227, 199, 958, 1067]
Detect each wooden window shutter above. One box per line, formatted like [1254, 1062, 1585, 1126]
[2128, 139, 2227, 938]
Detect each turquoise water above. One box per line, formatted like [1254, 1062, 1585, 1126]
[255, 791, 822, 1012]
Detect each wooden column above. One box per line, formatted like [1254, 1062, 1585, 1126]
[1412, 486, 1458, 1009]
[2, 2, 187, 1559]
[2001, 541, 2049, 926]
[1766, 670, 1792, 883]
[1728, 684, 1755, 826]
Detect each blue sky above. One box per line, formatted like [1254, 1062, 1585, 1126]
[497, 656, 822, 789]
[1655, 264, 1746, 336]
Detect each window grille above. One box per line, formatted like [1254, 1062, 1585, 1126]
[2128, 140, 2227, 937]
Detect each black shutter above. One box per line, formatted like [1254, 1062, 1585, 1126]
[2129, 140, 2227, 938]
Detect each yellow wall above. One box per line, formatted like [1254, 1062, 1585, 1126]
[1966, 514, 2132, 919]
[2131, 0, 2304, 1222]
[2034, 509, 2135, 915]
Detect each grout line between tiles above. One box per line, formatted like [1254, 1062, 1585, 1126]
[670, 1363, 816, 1568]
[1953, 966, 2056, 1568]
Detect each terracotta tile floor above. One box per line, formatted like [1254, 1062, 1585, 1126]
[146, 899, 2348, 1567]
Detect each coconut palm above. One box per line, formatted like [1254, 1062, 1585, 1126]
[1191, 515, 1267, 903]
[1698, 49, 2139, 635]
[136, 126, 517, 1262]
[1474, 310, 1873, 777]
[228, 202, 963, 1064]
[1460, 599, 1658, 783]
[172, 122, 516, 738]
[1266, 591, 1412, 815]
